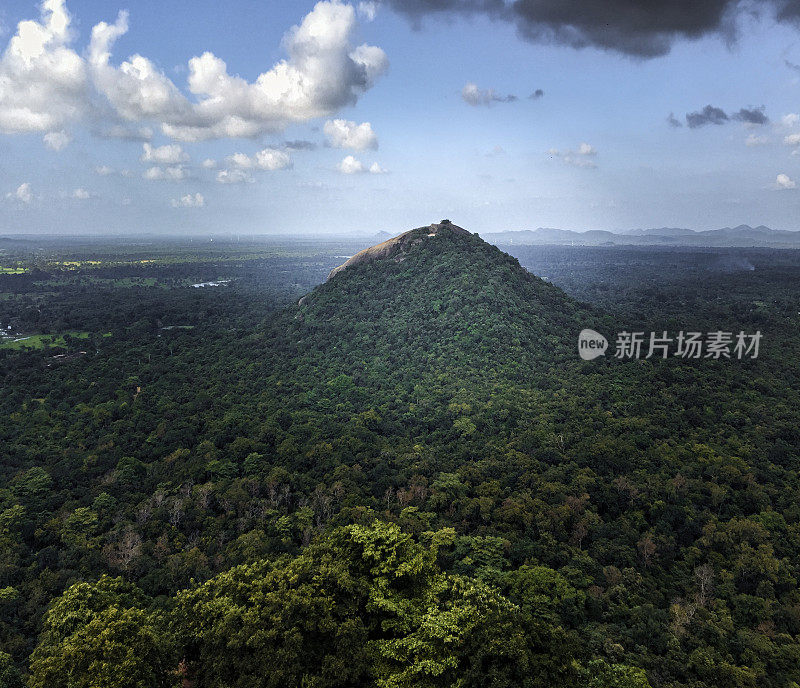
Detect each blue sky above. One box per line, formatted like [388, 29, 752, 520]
[1, 0, 799, 235]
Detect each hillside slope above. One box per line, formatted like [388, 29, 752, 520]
[286, 221, 593, 385]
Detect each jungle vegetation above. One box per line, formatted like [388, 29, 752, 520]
[1, 229, 799, 687]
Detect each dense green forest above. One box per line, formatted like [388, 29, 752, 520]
[1, 227, 800, 687]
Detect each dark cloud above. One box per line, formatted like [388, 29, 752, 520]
[529, 89, 544, 99]
[385, 0, 800, 57]
[776, 0, 800, 22]
[386, 0, 505, 20]
[786, 58, 800, 72]
[283, 140, 318, 150]
[678, 105, 769, 128]
[732, 107, 769, 125]
[686, 105, 729, 128]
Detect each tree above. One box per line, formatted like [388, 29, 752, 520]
[173, 522, 581, 687]
[0, 652, 23, 688]
[28, 576, 175, 688]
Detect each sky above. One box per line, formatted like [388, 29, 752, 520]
[0, 0, 800, 236]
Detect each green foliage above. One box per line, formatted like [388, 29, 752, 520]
[0, 652, 23, 688]
[165, 524, 582, 686]
[585, 660, 653, 688]
[3, 234, 800, 687]
[28, 576, 174, 688]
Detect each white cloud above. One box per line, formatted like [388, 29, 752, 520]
[94, 165, 114, 175]
[0, 0, 87, 134]
[141, 142, 188, 164]
[226, 148, 292, 171]
[746, 134, 769, 146]
[776, 173, 797, 190]
[337, 155, 384, 174]
[91, 0, 387, 142]
[461, 82, 517, 106]
[324, 118, 377, 150]
[171, 192, 204, 208]
[216, 168, 254, 184]
[43, 129, 71, 150]
[143, 165, 188, 181]
[201, 158, 216, 169]
[780, 113, 799, 129]
[7, 182, 32, 203]
[72, 187, 90, 199]
[0, 1, 388, 142]
[784, 133, 800, 147]
[357, 2, 378, 21]
[338, 155, 365, 174]
[548, 143, 598, 168]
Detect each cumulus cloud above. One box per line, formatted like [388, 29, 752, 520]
[775, 173, 797, 189]
[548, 143, 598, 168]
[785, 133, 800, 156]
[461, 82, 517, 106]
[143, 165, 188, 181]
[0, 0, 87, 134]
[338, 154, 365, 174]
[6, 182, 32, 203]
[337, 154, 385, 173]
[171, 192, 205, 208]
[139, 0, 387, 141]
[384, 0, 800, 58]
[529, 89, 544, 100]
[324, 118, 378, 150]
[0, 0, 388, 142]
[226, 148, 292, 171]
[780, 113, 799, 129]
[94, 165, 115, 175]
[745, 134, 769, 146]
[141, 143, 189, 164]
[201, 158, 216, 169]
[72, 187, 90, 199]
[216, 168, 254, 184]
[43, 129, 71, 150]
[357, 1, 379, 21]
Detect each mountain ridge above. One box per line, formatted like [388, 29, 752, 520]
[481, 224, 800, 247]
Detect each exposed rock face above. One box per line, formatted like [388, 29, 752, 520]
[327, 221, 470, 280]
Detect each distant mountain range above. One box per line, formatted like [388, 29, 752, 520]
[480, 224, 800, 247]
